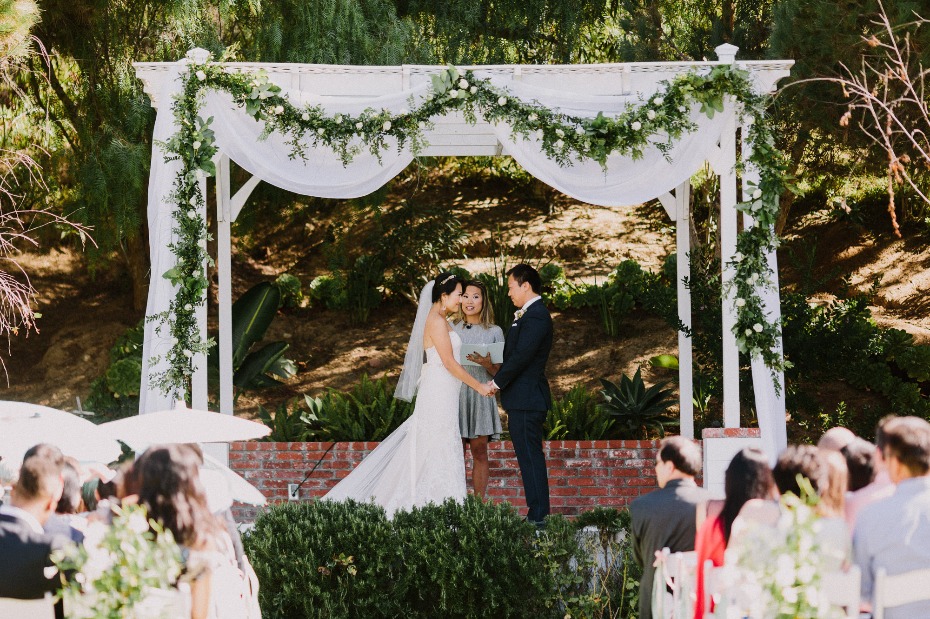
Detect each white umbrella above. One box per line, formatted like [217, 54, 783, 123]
[99, 401, 270, 450]
[202, 453, 266, 507]
[0, 401, 123, 467]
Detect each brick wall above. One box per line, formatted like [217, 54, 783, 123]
[228, 440, 664, 523]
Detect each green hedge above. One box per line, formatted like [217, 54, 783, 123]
[244, 498, 641, 619]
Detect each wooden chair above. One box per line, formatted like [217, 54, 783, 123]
[0, 595, 55, 619]
[872, 566, 930, 619]
[653, 548, 698, 619]
[821, 565, 860, 619]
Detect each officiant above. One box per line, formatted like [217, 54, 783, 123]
[451, 280, 504, 499]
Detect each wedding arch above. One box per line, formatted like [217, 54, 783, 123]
[134, 45, 793, 461]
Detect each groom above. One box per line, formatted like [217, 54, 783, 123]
[490, 264, 553, 526]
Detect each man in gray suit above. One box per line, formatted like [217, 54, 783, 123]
[630, 436, 710, 619]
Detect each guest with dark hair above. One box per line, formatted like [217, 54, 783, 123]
[846, 418, 896, 529]
[630, 436, 710, 619]
[842, 437, 877, 492]
[854, 416, 930, 618]
[44, 458, 86, 543]
[0, 453, 66, 600]
[693, 448, 775, 619]
[133, 445, 248, 619]
[773, 444, 830, 499]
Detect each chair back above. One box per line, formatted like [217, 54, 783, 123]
[652, 548, 698, 619]
[0, 595, 55, 619]
[821, 566, 860, 619]
[873, 567, 930, 619]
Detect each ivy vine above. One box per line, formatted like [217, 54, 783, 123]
[151, 52, 792, 398]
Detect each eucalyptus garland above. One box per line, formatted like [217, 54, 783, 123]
[152, 53, 792, 398]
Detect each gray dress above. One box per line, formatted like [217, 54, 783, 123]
[451, 321, 504, 440]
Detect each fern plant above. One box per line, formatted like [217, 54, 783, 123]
[599, 368, 677, 440]
[258, 399, 311, 442]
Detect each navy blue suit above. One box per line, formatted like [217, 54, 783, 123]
[494, 299, 553, 523]
[0, 512, 65, 600]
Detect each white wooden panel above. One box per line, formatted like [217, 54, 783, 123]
[675, 182, 694, 439]
[702, 436, 763, 497]
[718, 108, 740, 428]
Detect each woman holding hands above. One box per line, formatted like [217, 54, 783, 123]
[452, 280, 504, 499]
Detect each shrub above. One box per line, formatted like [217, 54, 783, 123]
[599, 368, 677, 439]
[257, 399, 311, 442]
[85, 320, 145, 419]
[245, 498, 641, 619]
[273, 273, 304, 308]
[244, 500, 403, 619]
[545, 384, 615, 440]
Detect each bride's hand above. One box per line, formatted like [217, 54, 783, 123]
[475, 382, 495, 397]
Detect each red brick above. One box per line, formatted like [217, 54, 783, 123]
[580, 487, 610, 497]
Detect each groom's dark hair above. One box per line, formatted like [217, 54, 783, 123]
[506, 264, 542, 294]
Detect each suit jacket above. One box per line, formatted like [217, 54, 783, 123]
[629, 479, 711, 619]
[0, 512, 65, 600]
[494, 299, 553, 411]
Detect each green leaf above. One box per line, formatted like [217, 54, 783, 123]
[230, 282, 281, 368]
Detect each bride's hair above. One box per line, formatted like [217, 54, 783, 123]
[431, 272, 462, 302]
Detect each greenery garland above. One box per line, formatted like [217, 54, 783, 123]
[151, 52, 792, 398]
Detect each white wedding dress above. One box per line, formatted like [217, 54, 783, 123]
[324, 330, 467, 516]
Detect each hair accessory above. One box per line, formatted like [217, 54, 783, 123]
[440, 274, 456, 285]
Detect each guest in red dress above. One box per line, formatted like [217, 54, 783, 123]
[693, 448, 775, 619]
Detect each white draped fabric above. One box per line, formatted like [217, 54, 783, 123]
[140, 60, 785, 458]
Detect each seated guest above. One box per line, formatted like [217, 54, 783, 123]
[133, 445, 248, 619]
[693, 447, 775, 619]
[44, 458, 87, 543]
[0, 453, 66, 600]
[821, 449, 849, 519]
[854, 416, 930, 618]
[846, 420, 896, 529]
[818, 427, 856, 453]
[843, 438, 877, 493]
[629, 436, 711, 619]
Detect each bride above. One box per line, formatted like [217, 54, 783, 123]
[324, 272, 496, 515]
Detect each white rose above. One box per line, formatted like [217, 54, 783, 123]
[183, 349, 194, 358]
[356, 122, 363, 130]
[498, 96, 507, 105]
[449, 89, 458, 98]
[301, 113, 310, 121]
[192, 141, 201, 150]
[745, 328, 752, 336]
[733, 252, 744, 262]
[189, 196, 197, 206]
[458, 79, 469, 89]
[335, 115, 343, 124]
[418, 121, 426, 129]
[749, 273, 759, 283]
[631, 121, 642, 131]
[575, 126, 585, 135]
[128, 511, 149, 534]
[554, 139, 564, 149]
[528, 113, 538, 122]
[187, 209, 196, 219]
[383, 120, 392, 131]
[184, 303, 193, 311]
[752, 189, 763, 199]
[653, 97, 664, 105]
[316, 127, 325, 135]
[647, 110, 656, 120]
[274, 105, 284, 115]
[753, 323, 763, 332]
[195, 70, 206, 81]
[735, 298, 746, 307]
[470, 86, 477, 94]
[555, 128, 564, 138]
[679, 105, 687, 112]
[170, 337, 179, 346]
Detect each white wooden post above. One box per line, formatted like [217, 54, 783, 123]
[191, 176, 209, 410]
[719, 108, 740, 428]
[675, 182, 694, 438]
[216, 154, 234, 417]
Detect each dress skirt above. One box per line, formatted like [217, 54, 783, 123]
[452, 322, 504, 440]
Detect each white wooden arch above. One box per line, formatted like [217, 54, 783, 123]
[135, 44, 792, 463]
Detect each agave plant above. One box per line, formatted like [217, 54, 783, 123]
[599, 368, 678, 439]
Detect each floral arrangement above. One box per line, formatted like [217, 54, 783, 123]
[723, 482, 847, 618]
[51, 504, 185, 619]
[151, 51, 792, 398]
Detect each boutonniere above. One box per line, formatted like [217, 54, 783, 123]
[514, 308, 526, 321]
